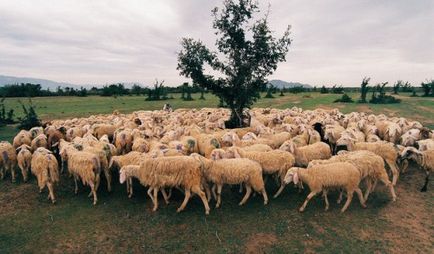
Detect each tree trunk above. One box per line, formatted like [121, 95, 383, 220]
[225, 107, 246, 128]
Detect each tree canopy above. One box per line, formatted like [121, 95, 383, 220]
[177, 0, 291, 127]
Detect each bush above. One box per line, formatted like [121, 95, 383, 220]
[334, 94, 354, 103]
[320, 86, 329, 94]
[17, 99, 41, 130]
[0, 98, 16, 126]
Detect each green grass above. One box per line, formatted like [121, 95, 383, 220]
[0, 92, 433, 252]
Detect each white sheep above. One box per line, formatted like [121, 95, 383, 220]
[400, 147, 434, 192]
[284, 163, 366, 212]
[120, 156, 210, 214]
[281, 142, 331, 167]
[308, 150, 396, 202]
[60, 146, 101, 205]
[0, 141, 18, 182]
[31, 148, 60, 203]
[16, 144, 32, 182]
[225, 147, 295, 198]
[192, 154, 268, 208]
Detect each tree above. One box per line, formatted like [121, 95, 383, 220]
[264, 85, 274, 98]
[421, 80, 433, 97]
[393, 80, 402, 94]
[17, 99, 41, 130]
[320, 85, 328, 94]
[177, 0, 291, 128]
[359, 77, 370, 103]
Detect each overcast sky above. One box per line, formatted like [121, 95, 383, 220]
[0, 0, 433, 87]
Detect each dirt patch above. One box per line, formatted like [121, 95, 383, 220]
[379, 167, 433, 253]
[356, 105, 373, 113]
[383, 109, 399, 117]
[417, 105, 434, 114]
[245, 233, 278, 254]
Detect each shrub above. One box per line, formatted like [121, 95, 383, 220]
[320, 86, 329, 94]
[334, 94, 354, 103]
[0, 98, 16, 126]
[17, 99, 41, 130]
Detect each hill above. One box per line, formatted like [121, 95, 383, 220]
[268, 79, 312, 89]
[0, 75, 83, 90]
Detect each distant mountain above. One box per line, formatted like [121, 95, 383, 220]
[0, 75, 152, 90]
[268, 79, 312, 89]
[0, 75, 83, 90]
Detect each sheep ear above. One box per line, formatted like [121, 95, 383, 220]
[233, 148, 241, 158]
[293, 172, 299, 185]
[284, 172, 293, 184]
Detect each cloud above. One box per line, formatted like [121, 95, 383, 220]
[0, 0, 433, 86]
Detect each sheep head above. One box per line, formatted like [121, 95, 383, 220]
[284, 168, 300, 185]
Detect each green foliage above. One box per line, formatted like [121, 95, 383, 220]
[358, 77, 370, 103]
[17, 99, 41, 130]
[334, 93, 354, 103]
[146, 80, 170, 101]
[331, 85, 344, 94]
[0, 98, 16, 126]
[421, 80, 434, 97]
[393, 80, 402, 94]
[177, 0, 291, 128]
[264, 86, 275, 98]
[401, 81, 412, 92]
[369, 82, 401, 104]
[101, 83, 129, 97]
[320, 85, 329, 94]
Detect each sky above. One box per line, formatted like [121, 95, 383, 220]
[0, 0, 433, 87]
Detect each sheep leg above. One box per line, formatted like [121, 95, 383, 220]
[104, 169, 112, 192]
[386, 159, 399, 186]
[192, 185, 210, 215]
[10, 166, 16, 183]
[73, 176, 79, 194]
[299, 191, 317, 212]
[177, 189, 191, 213]
[90, 182, 97, 205]
[420, 170, 429, 192]
[239, 185, 252, 206]
[273, 177, 286, 198]
[341, 191, 354, 213]
[161, 188, 170, 205]
[127, 178, 134, 198]
[261, 189, 269, 205]
[0, 168, 4, 180]
[337, 190, 343, 204]
[167, 188, 172, 199]
[47, 182, 56, 204]
[238, 183, 243, 193]
[152, 188, 159, 212]
[215, 184, 223, 208]
[400, 159, 409, 173]
[323, 190, 329, 211]
[355, 187, 366, 208]
[363, 179, 373, 202]
[211, 184, 217, 201]
[147, 188, 155, 203]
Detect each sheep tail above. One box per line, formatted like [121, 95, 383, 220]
[92, 157, 101, 175]
[47, 155, 60, 183]
[2, 151, 9, 164]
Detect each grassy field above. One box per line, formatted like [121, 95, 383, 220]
[0, 92, 433, 253]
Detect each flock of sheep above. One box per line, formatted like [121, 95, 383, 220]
[1, 106, 433, 214]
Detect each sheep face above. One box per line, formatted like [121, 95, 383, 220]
[242, 132, 257, 141]
[284, 168, 299, 184]
[119, 169, 127, 184]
